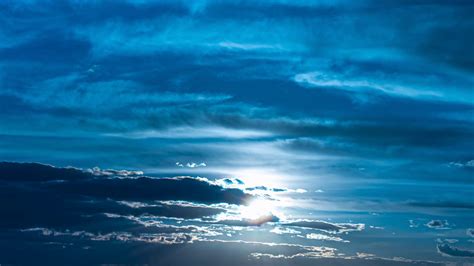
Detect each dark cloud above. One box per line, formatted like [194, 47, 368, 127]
[47, 176, 251, 205]
[0, 162, 249, 230]
[425, 220, 450, 229]
[0, 161, 92, 181]
[282, 220, 364, 233]
[217, 213, 279, 227]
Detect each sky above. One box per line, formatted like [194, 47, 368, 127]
[0, 0, 473, 265]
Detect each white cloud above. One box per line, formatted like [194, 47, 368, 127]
[426, 220, 450, 229]
[218, 41, 279, 51]
[448, 160, 474, 168]
[294, 71, 443, 100]
[106, 126, 272, 139]
[176, 162, 207, 168]
[85, 166, 144, 177]
[270, 226, 301, 235]
[304, 233, 348, 242]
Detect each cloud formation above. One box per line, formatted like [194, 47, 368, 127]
[437, 244, 474, 258]
[0, 162, 251, 230]
[0, 1, 473, 264]
[425, 220, 450, 229]
[282, 220, 365, 234]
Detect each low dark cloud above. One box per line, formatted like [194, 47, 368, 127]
[0, 162, 250, 230]
[48, 176, 251, 205]
[0, 161, 92, 181]
[217, 213, 280, 227]
[282, 220, 364, 234]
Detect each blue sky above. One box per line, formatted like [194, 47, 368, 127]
[0, 0, 473, 264]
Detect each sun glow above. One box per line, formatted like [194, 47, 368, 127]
[239, 199, 276, 220]
[235, 198, 285, 226]
[229, 168, 289, 188]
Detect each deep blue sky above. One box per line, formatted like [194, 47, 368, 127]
[0, 0, 473, 265]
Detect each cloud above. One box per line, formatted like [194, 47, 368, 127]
[244, 185, 306, 194]
[304, 233, 348, 242]
[437, 243, 474, 258]
[1, 162, 251, 206]
[294, 71, 443, 101]
[467, 228, 474, 237]
[448, 160, 474, 168]
[0, 162, 251, 231]
[0, 161, 92, 181]
[425, 220, 450, 229]
[3, 75, 232, 111]
[409, 219, 420, 228]
[21, 227, 196, 245]
[48, 176, 252, 205]
[270, 226, 301, 235]
[217, 213, 279, 227]
[85, 166, 144, 177]
[176, 162, 207, 168]
[0, 1, 473, 264]
[218, 41, 279, 51]
[106, 126, 272, 139]
[282, 220, 365, 234]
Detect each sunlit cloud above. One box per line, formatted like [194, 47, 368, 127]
[176, 162, 207, 168]
[304, 233, 348, 242]
[104, 126, 272, 139]
[294, 71, 444, 101]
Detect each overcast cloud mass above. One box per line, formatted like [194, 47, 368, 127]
[0, 0, 473, 265]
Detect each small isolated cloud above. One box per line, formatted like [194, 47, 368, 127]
[467, 228, 474, 237]
[293, 71, 442, 101]
[304, 233, 348, 243]
[409, 219, 419, 228]
[176, 162, 207, 168]
[220, 178, 245, 186]
[437, 243, 474, 258]
[245, 186, 306, 194]
[217, 213, 280, 227]
[448, 160, 474, 168]
[283, 220, 365, 234]
[426, 220, 450, 229]
[270, 226, 300, 235]
[218, 41, 278, 51]
[86, 167, 144, 177]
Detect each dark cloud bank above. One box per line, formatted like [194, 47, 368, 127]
[0, 161, 250, 228]
[0, 162, 445, 265]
